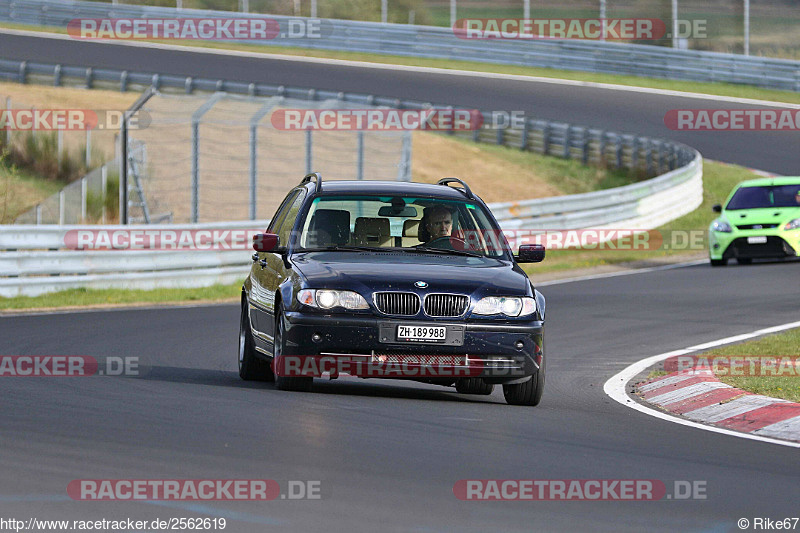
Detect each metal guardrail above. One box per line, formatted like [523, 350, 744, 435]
[0, 220, 266, 297]
[1, 0, 799, 91]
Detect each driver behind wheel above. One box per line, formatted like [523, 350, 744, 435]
[418, 204, 454, 248]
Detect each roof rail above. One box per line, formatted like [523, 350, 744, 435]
[437, 177, 474, 200]
[301, 172, 323, 194]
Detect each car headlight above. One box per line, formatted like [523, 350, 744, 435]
[297, 289, 369, 310]
[473, 296, 536, 317]
[711, 220, 732, 233]
[784, 218, 800, 231]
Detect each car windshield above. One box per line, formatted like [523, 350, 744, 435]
[296, 195, 510, 258]
[726, 184, 800, 210]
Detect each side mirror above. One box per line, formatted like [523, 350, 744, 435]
[517, 244, 545, 263]
[253, 233, 279, 252]
[712, 204, 722, 213]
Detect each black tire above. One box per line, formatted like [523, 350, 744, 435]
[273, 308, 313, 392]
[455, 378, 494, 395]
[736, 258, 753, 265]
[239, 300, 274, 381]
[503, 356, 545, 406]
[710, 259, 727, 267]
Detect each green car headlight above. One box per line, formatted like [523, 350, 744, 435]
[711, 220, 733, 233]
[784, 218, 800, 231]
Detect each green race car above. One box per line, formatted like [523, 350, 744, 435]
[709, 177, 800, 266]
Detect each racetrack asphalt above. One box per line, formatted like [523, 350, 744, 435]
[2, 260, 800, 532]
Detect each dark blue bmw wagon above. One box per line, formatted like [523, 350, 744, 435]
[240, 173, 546, 406]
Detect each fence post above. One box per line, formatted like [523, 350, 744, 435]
[398, 132, 412, 181]
[59, 190, 65, 225]
[119, 114, 128, 224]
[81, 176, 87, 221]
[36, 205, 42, 225]
[190, 93, 224, 223]
[4, 97, 10, 147]
[101, 164, 107, 224]
[85, 128, 92, 167]
[357, 131, 364, 180]
[615, 137, 623, 169]
[57, 129, 64, 163]
[562, 125, 571, 159]
[305, 129, 313, 174]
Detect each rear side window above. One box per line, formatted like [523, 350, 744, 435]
[268, 190, 301, 234]
[275, 191, 307, 248]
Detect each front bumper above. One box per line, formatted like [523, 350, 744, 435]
[277, 311, 543, 382]
[709, 229, 800, 260]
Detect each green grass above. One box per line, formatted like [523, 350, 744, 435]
[0, 283, 242, 311]
[696, 328, 800, 403]
[0, 156, 63, 222]
[521, 159, 755, 275]
[2, 21, 800, 105]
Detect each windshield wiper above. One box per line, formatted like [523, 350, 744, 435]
[402, 246, 485, 258]
[298, 245, 384, 253]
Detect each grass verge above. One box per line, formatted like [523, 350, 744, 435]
[0, 157, 63, 222]
[0, 283, 242, 312]
[1, 22, 799, 105]
[698, 328, 800, 403]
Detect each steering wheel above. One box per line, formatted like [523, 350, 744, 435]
[425, 236, 468, 250]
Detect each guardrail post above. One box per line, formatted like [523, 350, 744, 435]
[185, 77, 193, 94]
[120, 71, 129, 92]
[18, 61, 27, 84]
[631, 137, 640, 171]
[496, 125, 505, 146]
[542, 123, 550, 156]
[520, 120, 529, 150]
[305, 129, 313, 174]
[562, 125, 571, 159]
[581, 128, 589, 165]
[85, 67, 94, 89]
[646, 140, 653, 175]
[53, 64, 62, 87]
[615, 137, 623, 169]
[599, 131, 607, 167]
[36, 205, 42, 225]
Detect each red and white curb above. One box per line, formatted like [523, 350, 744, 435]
[604, 320, 800, 449]
[636, 368, 800, 442]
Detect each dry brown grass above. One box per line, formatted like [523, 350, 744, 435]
[411, 131, 562, 203]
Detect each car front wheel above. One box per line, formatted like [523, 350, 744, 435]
[273, 308, 313, 392]
[503, 356, 545, 406]
[239, 299, 274, 381]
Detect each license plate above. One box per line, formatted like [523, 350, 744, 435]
[397, 325, 447, 343]
[747, 236, 768, 244]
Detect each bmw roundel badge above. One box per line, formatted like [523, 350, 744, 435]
[414, 281, 428, 288]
